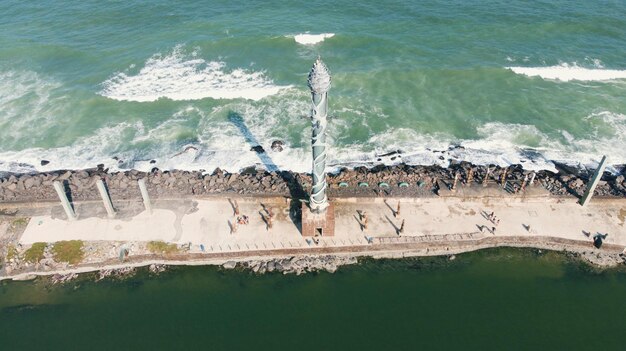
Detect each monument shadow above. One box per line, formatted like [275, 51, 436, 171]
[228, 111, 306, 233]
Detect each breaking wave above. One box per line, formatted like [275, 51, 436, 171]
[2, 107, 625, 175]
[507, 64, 626, 82]
[99, 45, 290, 102]
[291, 33, 335, 45]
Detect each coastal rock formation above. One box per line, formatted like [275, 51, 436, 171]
[0, 163, 625, 203]
[242, 255, 358, 274]
[271, 140, 284, 152]
[578, 251, 626, 267]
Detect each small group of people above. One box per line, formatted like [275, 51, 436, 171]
[236, 215, 249, 225]
[487, 211, 500, 226]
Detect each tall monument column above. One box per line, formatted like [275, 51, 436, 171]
[301, 57, 335, 236]
[307, 57, 331, 213]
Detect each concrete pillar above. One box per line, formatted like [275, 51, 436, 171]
[53, 181, 77, 221]
[138, 179, 152, 214]
[580, 155, 608, 207]
[521, 174, 529, 192]
[529, 172, 536, 185]
[96, 179, 116, 218]
[483, 167, 491, 187]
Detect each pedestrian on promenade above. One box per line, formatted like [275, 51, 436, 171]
[492, 226, 496, 234]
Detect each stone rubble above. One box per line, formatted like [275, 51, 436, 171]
[1, 162, 624, 203]
[233, 255, 359, 275]
[96, 267, 136, 281]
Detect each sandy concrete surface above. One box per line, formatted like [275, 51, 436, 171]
[18, 197, 626, 253]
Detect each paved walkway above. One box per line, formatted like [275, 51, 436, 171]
[18, 196, 626, 253]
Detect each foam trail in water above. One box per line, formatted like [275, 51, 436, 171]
[292, 33, 335, 45]
[100, 45, 290, 102]
[507, 64, 626, 82]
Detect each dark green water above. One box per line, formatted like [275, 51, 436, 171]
[2, 249, 626, 350]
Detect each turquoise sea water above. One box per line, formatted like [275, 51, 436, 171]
[2, 250, 626, 350]
[0, 0, 625, 174]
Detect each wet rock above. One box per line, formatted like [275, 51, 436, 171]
[149, 264, 166, 274]
[40, 160, 50, 166]
[271, 140, 284, 152]
[250, 145, 265, 153]
[223, 261, 237, 269]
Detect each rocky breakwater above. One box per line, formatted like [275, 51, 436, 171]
[1, 162, 625, 203]
[0, 167, 306, 203]
[223, 255, 359, 274]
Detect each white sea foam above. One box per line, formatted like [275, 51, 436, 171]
[2, 108, 625, 175]
[100, 46, 290, 102]
[0, 71, 64, 146]
[507, 63, 626, 82]
[292, 33, 335, 45]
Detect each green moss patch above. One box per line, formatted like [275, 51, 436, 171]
[24, 242, 47, 263]
[147, 241, 179, 255]
[52, 240, 84, 265]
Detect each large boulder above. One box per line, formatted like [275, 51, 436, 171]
[271, 140, 284, 152]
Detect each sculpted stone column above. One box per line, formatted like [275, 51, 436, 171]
[307, 57, 331, 213]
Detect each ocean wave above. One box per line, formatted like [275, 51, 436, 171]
[507, 64, 626, 82]
[99, 45, 290, 102]
[0, 70, 65, 147]
[291, 33, 335, 45]
[2, 109, 625, 175]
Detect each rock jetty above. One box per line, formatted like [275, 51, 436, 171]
[1, 162, 625, 203]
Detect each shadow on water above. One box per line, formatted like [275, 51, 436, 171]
[227, 111, 306, 233]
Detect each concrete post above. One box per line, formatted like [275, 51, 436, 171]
[529, 172, 536, 186]
[483, 167, 491, 187]
[138, 179, 152, 214]
[53, 181, 77, 221]
[96, 179, 116, 218]
[521, 174, 529, 192]
[580, 156, 608, 207]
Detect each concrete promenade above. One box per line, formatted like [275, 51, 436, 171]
[16, 195, 626, 254]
